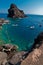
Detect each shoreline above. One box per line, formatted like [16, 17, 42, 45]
[0, 32, 43, 65]
[21, 32, 43, 65]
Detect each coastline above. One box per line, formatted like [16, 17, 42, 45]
[0, 32, 43, 65]
[21, 44, 43, 65]
[21, 32, 43, 65]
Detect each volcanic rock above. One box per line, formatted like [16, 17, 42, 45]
[8, 4, 26, 18]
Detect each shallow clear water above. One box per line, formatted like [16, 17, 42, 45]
[0, 14, 43, 51]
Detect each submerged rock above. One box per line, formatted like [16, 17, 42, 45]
[8, 4, 26, 18]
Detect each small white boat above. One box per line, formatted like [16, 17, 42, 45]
[30, 26, 35, 29]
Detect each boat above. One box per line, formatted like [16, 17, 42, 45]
[30, 26, 35, 29]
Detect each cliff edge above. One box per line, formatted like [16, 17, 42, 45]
[21, 32, 43, 65]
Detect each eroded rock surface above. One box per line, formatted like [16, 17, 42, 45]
[21, 32, 43, 65]
[0, 44, 28, 65]
[8, 4, 26, 18]
[0, 52, 7, 65]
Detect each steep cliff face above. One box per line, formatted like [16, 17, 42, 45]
[8, 4, 26, 18]
[21, 32, 43, 65]
[21, 44, 43, 65]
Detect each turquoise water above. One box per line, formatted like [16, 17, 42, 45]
[0, 14, 43, 51]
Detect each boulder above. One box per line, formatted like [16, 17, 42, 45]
[2, 44, 18, 55]
[8, 4, 26, 18]
[0, 52, 7, 65]
[8, 51, 28, 65]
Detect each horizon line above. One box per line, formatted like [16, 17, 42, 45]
[0, 13, 43, 16]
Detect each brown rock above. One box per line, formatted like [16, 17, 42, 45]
[21, 44, 43, 65]
[0, 52, 7, 65]
[8, 4, 26, 18]
[8, 51, 28, 65]
[21, 32, 43, 65]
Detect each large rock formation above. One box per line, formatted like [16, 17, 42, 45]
[21, 32, 43, 65]
[0, 44, 28, 65]
[21, 44, 43, 65]
[8, 4, 26, 18]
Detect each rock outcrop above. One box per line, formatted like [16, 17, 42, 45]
[21, 32, 43, 65]
[8, 4, 26, 18]
[21, 44, 43, 65]
[33, 32, 43, 49]
[0, 18, 9, 26]
[0, 44, 28, 65]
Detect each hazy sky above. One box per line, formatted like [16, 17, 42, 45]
[0, 0, 43, 15]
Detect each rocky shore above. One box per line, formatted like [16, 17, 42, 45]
[8, 4, 26, 18]
[0, 18, 9, 25]
[0, 32, 43, 65]
[0, 18, 9, 29]
[0, 44, 28, 65]
[21, 32, 43, 65]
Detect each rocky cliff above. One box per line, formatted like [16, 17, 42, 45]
[21, 32, 43, 65]
[8, 4, 26, 18]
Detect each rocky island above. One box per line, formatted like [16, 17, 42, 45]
[8, 4, 26, 18]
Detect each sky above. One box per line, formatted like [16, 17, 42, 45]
[0, 0, 43, 15]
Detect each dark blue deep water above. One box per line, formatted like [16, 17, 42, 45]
[0, 13, 43, 51]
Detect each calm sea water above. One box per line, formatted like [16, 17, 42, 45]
[0, 13, 43, 51]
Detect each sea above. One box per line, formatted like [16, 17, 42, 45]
[0, 13, 43, 51]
